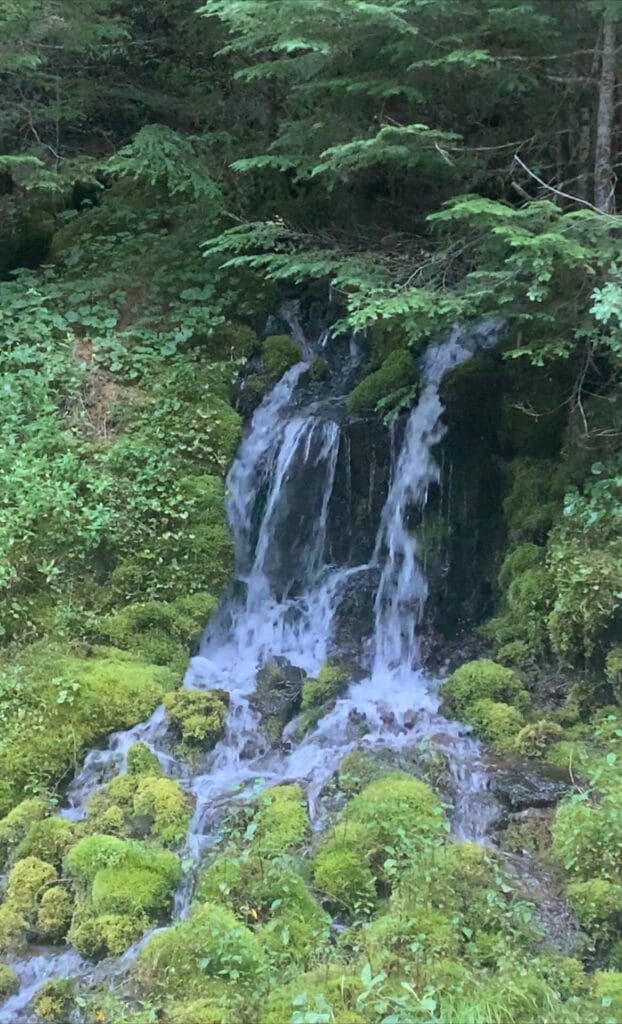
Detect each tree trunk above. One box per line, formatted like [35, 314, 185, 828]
[594, 6, 616, 213]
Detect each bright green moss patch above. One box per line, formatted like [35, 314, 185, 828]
[37, 886, 74, 942]
[515, 720, 564, 758]
[65, 834, 180, 958]
[0, 645, 176, 817]
[135, 903, 266, 998]
[102, 593, 216, 671]
[251, 784, 309, 857]
[442, 659, 530, 725]
[163, 687, 229, 752]
[5, 856, 57, 917]
[32, 978, 74, 1023]
[301, 660, 350, 712]
[0, 963, 18, 999]
[126, 742, 162, 777]
[468, 699, 526, 752]
[0, 799, 48, 868]
[346, 349, 418, 416]
[15, 815, 76, 869]
[132, 776, 192, 844]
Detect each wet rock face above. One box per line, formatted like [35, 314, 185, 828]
[328, 567, 380, 664]
[488, 760, 569, 812]
[326, 419, 391, 567]
[250, 657, 305, 746]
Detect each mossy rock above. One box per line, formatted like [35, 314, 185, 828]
[0, 905, 27, 955]
[131, 776, 192, 845]
[301, 660, 350, 713]
[346, 349, 418, 416]
[126, 742, 162, 777]
[336, 749, 391, 797]
[91, 864, 174, 918]
[135, 903, 265, 998]
[503, 457, 560, 543]
[0, 645, 176, 817]
[0, 799, 49, 868]
[250, 784, 309, 857]
[102, 593, 217, 670]
[69, 910, 148, 960]
[32, 979, 74, 1022]
[251, 657, 305, 746]
[15, 815, 75, 869]
[65, 833, 180, 889]
[262, 335, 300, 378]
[515, 720, 564, 759]
[441, 659, 530, 722]
[0, 963, 18, 999]
[197, 857, 330, 971]
[468, 698, 526, 752]
[203, 322, 257, 361]
[5, 856, 58, 917]
[37, 886, 74, 942]
[163, 687, 229, 752]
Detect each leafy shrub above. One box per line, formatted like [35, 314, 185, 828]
[552, 792, 622, 880]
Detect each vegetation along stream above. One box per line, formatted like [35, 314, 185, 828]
[0, 1, 621, 1022]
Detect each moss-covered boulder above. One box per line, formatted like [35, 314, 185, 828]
[65, 834, 180, 958]
[32, 978, 74, 1023]
[0, 799, 48, 868]
[301, 660, 350, 714]
[0, 645, 176, 817]
[15, 816, 76, 870]
[251, 784, 309, 858]
[163, 687, 229, 752]
[135, 903, 266, 998]
[102, 593, 217, 671]
[36, 886, 74, 942]
[0, 962, 18, 999]
[441, 659, 530, 724]
[346, 349, 418, 416]
[262, 335, 300, 378]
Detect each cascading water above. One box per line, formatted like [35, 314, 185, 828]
[1, 320, 505, 1019]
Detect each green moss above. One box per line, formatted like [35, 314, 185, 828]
[197, 855, 330, 971]
[0, 963, 18, 999]
[91, 865, 174, 918]
[346, 349, 417, 416]
[301, 661, 350, 712]
[441, 659, 530, 721]
[258, 969, 363, 1024]
[0, 645, 176, 817]
[102, 593, 217, 670]
[469, 699, 526, 752]
[127, 742, 162, 777]
[552, 792, 622, 881]
[366, 907, 461, 966]
[15, 816, 75, 869]
[65, 833, 180, 889]
[606, 647, 622, 704]
[0, 905, 27, 955]
[548, 544, 622, 666]
[5, 856, 57, 916]
[567, 879, 622, 942]
[135, 903, 265, 998]
[69, 911, 148, 959]
[37, 886, 74, 942]
[503, 457, 559, 543]
[32, 979, 74, 1023]
[132, 776, 192, 845]
[0, 799, 48, 868]
[251, 784, 308, 857]
[345, 772, 443, 848]
[515, 720, 564, 758]
[498, 542, 543, 588]
[163, 687, 229, 751]
[313, 841, 376, 914]
[262, 335, 300, 378]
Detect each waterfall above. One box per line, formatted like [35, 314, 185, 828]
[1, 322, 504, 1018]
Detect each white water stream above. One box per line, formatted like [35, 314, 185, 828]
[2, 322, 504, 1019]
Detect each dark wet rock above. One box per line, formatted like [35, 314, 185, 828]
[403, 709, 419, 730]
[250, 657, 305, 747]
[488, 760, 569, 811]
[329, 567, 380, 663]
